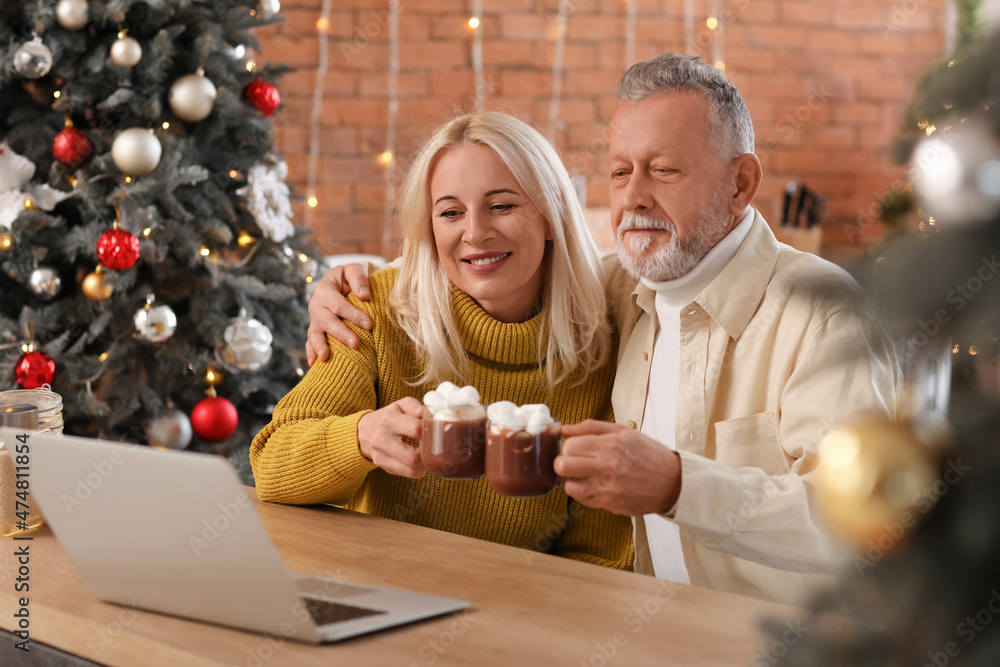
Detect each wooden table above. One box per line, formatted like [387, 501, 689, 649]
[0, 488, 795, 666]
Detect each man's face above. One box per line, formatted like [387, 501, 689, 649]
[608, 91, 739, 282]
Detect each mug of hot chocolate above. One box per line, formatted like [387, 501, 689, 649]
[420, 382, 487, 478]
[485, 402, 561, 497]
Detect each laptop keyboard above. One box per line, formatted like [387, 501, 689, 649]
[300, 596, 387, 626]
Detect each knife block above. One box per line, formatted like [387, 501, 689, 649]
[775, 225, 823, 255]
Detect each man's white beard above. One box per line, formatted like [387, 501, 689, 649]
[615, 195, 731, 282]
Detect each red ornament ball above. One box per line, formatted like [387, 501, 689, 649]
[52, 126, 93, 169]
[96, 228, 140, 271]
[242, 77, 280, 118]
[16, 351, 56, 389]
[191, 396, 239, 443]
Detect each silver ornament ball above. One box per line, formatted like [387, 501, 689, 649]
[29, 267, 62, 299]
[110, 36, 142, 67]
[56, 0, 89, 30]
[111, 127, 162, 176]
[147, 409, 193, 449]
[169, 72, 217, 122]
[259, 0, 281, 16]
[221, 317, 273, 371]
[14, 38, 53, 79]
[134, 303, 177, 342]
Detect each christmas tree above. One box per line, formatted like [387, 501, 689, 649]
[767, 19, 1000, 667]
[0, 0, 312, 474]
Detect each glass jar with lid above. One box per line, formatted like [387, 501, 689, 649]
[0, 404, 46, 536]
[0, 385, 64, 435]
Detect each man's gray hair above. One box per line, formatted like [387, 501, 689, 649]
[617, 53, 755, 160]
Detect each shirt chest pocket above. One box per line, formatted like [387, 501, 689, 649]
[712, 412, 788, 475]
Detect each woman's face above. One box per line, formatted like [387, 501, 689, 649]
[429, 143, 552, 323]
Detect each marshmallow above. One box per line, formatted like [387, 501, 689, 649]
[488, 402, 555, 432]
[423, 390, 447, 408]
[487, 401, 518, 426]
[456, 385, 480, 406]
[525, 410, 553, 435]
[437, 381, 460, 395]
[424, 382, 483, 420]
[435, 408, 460, 422]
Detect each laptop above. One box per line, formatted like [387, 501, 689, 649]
[1, 427, 469, 643]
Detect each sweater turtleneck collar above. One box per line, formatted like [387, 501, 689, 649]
[451, 287, 546, 366]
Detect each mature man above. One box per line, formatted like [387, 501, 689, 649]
[304, 53, 899, 607]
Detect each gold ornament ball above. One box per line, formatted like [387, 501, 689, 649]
[82, 271, 113, 301]
[816, 417, 940, 551]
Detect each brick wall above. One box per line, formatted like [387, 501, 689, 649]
[255, 0, 947, 261]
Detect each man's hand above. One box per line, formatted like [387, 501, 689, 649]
[357, 397, 427, 479]
[555, 420, 682, 517]
[306, 263, 374, 365]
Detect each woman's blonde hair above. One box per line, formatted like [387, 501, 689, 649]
[389, 111, 611, 390]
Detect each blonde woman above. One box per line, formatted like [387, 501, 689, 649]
[251, 112, 632, 570]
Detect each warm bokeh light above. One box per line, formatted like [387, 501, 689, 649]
[298, 253, 309, 263]
[317, 17, 329, 31]
[143, 227, 152, 237]
[307, 196, 319, 208]
[124, 176, 132, 183]
[238, 232, 255, 246]
[53, 91, 61, 99]
[715, 61, 726, 70]
[706, 17, 719, 29]
[200, 246, 211, 257]
[468, 17, 480, 29]
[205, 368, 220, 384]
[162, 122, 170, 129]
[379, 151, 394, 165]
[229, 170, 238, 178]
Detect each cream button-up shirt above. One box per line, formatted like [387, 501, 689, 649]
[604, 211, 901, 607]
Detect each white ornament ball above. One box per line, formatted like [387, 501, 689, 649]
[28, 267, 62, 299]
[134, 303, 177, 342]
[169, 72, 217, 122]
[259, 0, 281, 16]
[221, 317, 273, 371]
[912, 119, 1000, 226]
[56, 0, 89, 30]
[14, 39, 53, 79]
[111, 128, 162, 176]
[147, 409, 193, 449]
[110, 36, 142, 67]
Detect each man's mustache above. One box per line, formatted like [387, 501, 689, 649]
[617, 213, 674, 239]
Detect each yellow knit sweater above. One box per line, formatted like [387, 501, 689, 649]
[251, 268, 634, 571]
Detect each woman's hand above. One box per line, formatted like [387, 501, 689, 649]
[357, 397, 427, 479]
[306, 263, 374, 365]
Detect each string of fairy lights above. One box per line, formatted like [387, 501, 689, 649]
[304, 0, 333, 228]
[298, 1, 728, 247]
[381, 2, 399, 249]
[547, 0, 570, 143]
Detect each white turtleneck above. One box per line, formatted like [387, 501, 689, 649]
[640, 207, 756, 584]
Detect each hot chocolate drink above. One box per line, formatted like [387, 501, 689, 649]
[420, 382, 486, 479]
[485, 402, 561, 497]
